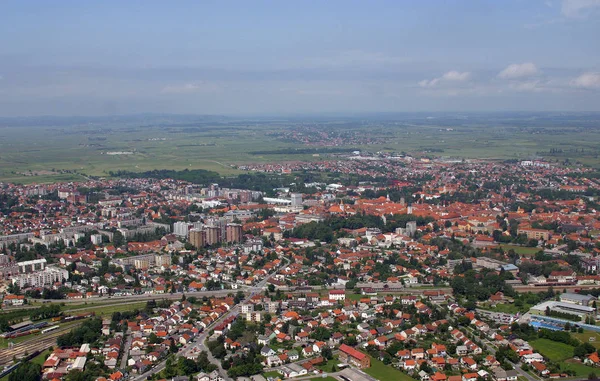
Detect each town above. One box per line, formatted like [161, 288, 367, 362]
[1, 157, 600, 381]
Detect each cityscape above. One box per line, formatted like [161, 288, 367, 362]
[1, 2, 600, 381]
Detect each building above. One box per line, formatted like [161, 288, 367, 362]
[17, 258, 47, 273]
[338, 344, 370, 369]
[173, 221, 193, 238]
[560, 292, 597, 306]
[11, 266, 69, 288]
[205, 226, 221, 246]
[517, 228, 550, 241]
[226, 224, 242, 243]
[189, 229, 206, 248]
[406, 221, 417, 237]
[291, 193, 303, 207]
[329, 290, 346, 301]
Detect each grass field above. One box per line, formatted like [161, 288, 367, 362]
[61, 301, 148, 316]
[2, 114, 600, 183]
[345, 293, 364, 301]
[316, 357, 340, 373]
[561, 360, 599, 377]
[530, 338, 574, 362]
[498, 245, 541, 256]
[573, 331, 600, 349]
[311, 377, 338, 381]
[364, 357, 416, 381]
[262, 370, 281, 380]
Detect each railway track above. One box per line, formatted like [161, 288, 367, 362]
[0, 322, 83, 367]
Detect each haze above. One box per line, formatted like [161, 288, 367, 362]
[0, 0, 599, 116]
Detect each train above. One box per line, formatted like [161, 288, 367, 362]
[1, 312, 95, 339]
[0, 350, 42, 379]
[1, 322, 48, 339]
[41, 325, 60, 334]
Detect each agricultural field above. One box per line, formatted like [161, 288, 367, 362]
[1, 113, 600, 183]
[529, 338, 574, 362]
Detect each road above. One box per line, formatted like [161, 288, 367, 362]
[132, 258, 288, 381]
[468, 327, 539, 381]
[120, 333, 133, 370]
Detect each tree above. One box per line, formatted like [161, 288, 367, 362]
[8, 362, 41, 381]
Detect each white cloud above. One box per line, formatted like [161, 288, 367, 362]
[498, 63, 538, 79]
[571, 72, 600, 88]
[419, 70, 470, 87]
[561, 0, 600, 18]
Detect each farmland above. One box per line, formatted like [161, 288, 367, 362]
[1, 113, 600, 183]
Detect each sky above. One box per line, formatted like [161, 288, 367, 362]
[0, 0, 599, 116]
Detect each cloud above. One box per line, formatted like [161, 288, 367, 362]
[160, 81, 218, 94]
[419, 70, 471, 88]
[561, 0, 600, 18]
[498, 63, 538, 79]
[571, 72, 600, 88]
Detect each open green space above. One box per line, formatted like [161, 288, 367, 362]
[560, 360, 599, 377]
[262, 370, 282, 379]
[2, 114, 600, 183]
[529, 338, 574, 362]
[364, 357, 416, 381]
[345, 293, 364, 302]
[573, 331, 600, 349]
[61, 301, 148, 316]
[0, 331, 40, 348]
[316, 357, 340, 373]
[498, 245, 541, 256]
[31, 349, 51, 366]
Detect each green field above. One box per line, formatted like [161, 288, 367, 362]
[316, 357, 340, 373]
[60, 301, 148, 316]
[498, 245, 541, 256]
[2, 114, 600, 183]
[560, 360, 599, 377]
[530, 338, 574, 362]
[364, 357, 416, 381]
[573, 332, 600, 349]
[311, 377, 338, 381]
[262, 370, 281, 379]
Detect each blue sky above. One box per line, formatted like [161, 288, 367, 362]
[0, 0, 599, 116]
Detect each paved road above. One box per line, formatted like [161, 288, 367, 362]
[470, 327, 539, 381]
[120, 333, 133, 369]
[132, 258, 288, 381]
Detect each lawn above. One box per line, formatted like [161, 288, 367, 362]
[311, 377, 337, 381]
[316, 357, 339, 373]
[530, 338, 574, 362]
[345, 293, 364, 302]
[498, 245, 541, 257]
[31, 349, 51, 366]
[364, 357, 416, 381]
[560, 360, 599, 377]
[62, 301, 148, 316]
[481, 303, 526, 314]
[262, 371, 281, 380]
[573, 331, 600, 349]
